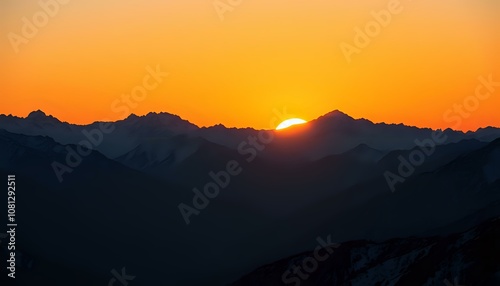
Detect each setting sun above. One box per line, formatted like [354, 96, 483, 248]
[276, 118, 307, 130]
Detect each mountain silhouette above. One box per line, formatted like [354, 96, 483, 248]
[0, 110, 499, 285]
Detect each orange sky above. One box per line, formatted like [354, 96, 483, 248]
[1, 0, 499, 131]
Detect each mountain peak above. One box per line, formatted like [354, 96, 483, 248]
[25, 110, 61, 123]
[27, 110, 47, 119]
[324, 110, 353, 118]
[314, 110, 356, 123]
[122, 111, 199, 132]
[126, 113, 139, 120]
[145, 111, 183, 120]
[124, 112, 183, 122]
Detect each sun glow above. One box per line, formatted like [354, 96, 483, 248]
[276, 118, 307, 130]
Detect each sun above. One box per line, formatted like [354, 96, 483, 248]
[276, 118, 307, 130]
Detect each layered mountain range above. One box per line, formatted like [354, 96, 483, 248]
[0, 110, 499, 285]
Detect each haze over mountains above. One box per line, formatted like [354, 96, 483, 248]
[1, 110, 499, 159]
[0, 110, 499, 285]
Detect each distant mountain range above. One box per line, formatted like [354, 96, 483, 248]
[0, 110, 499, 285]
[1, 110, 499, 160]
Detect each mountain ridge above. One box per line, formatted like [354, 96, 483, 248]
[0, 116, 499, 285]
[3, 109, 499, 132]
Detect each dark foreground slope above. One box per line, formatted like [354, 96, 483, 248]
[233, 217, 500, 286]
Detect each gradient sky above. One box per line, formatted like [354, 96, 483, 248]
[1, 0, 499, 130]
